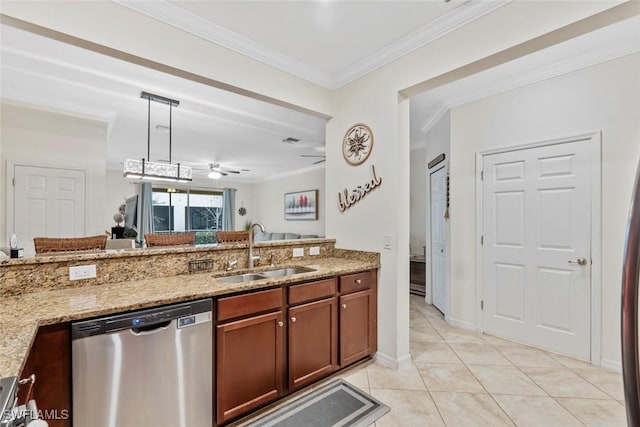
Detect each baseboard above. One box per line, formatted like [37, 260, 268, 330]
[373, 352, 412, 370]
[447, 317, 476, 331]
[600, 358, 622, 373]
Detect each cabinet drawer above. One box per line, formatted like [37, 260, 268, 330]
[339, 271, 374, 293]
[288, 278, 336, 305]
[217, 288, 282, 322]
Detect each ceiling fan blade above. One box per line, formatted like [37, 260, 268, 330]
[301, 154, 325, 158]
[223, 169, 241, 174]
[313, 159, 326, 164]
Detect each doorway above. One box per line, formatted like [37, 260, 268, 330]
[479, 134, 600, 360]
[10, 164, 86, 255]
[430, 164, 448, 315]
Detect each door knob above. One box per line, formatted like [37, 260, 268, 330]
[278, 321, 283, 327]
[342, 304, 347, 309]
[291, 317, 296, 323]
[568, 258, 588, 266]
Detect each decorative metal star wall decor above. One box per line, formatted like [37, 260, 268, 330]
[342, 123, 374, 166]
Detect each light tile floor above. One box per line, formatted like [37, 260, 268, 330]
[338, 295, 627, 426]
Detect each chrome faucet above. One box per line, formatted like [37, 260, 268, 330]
[248, 223, 266, 269]
[225, 260, 237, 271]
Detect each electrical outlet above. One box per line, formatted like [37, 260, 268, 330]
[309, 246, 320, 256]
[69, 265, 96, 281]
[292, 248, 304, 257]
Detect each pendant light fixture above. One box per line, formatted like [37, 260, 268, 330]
[123, 91, 192, 182]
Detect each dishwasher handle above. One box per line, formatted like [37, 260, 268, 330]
[131, 320, 172, 335]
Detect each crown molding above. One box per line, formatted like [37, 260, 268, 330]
[419, 102, 449, 135]
[417, 38, 639, 134]
[1, 97, 117, 137]
[2, 45, 322, 140]
[111, 0, 332, 88]
[446, 41, 640, 108]
[111, 0, 510, 90]
[333, 0, 512, 89]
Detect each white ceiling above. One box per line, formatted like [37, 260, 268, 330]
[0, 24, 328, 183]
[2, 2, 637, 184]
[113, 0, 510, 89]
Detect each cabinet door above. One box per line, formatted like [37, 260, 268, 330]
[339, 289, 376, 367]
[216, 311, 284, 425]
[288, 298, 337, 390]
[19, 323, 71, 427]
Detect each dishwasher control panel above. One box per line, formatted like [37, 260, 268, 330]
[71, 299, 212, 338]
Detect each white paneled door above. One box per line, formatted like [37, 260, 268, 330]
[431, 166, 447, 314]
[482, 140, 592, 360]
[13, 165, 86, 255]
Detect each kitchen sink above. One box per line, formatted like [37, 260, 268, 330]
[218, 273, 267, 283]
[217, 266, 316, 283]
[257, 267, 316, 278]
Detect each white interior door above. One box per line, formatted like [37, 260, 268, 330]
[13, 165, 86, 255]
[482, 140, 592, 360]
[431, 166, 447, 314]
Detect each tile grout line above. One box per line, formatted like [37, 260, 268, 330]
[412, 299, 617, 426]
[418, 304, 520, 426]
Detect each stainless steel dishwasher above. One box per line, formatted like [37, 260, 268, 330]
[71, 299, 212, 427]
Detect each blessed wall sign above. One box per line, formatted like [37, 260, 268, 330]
[337, 123, 382, 213]
[338, 165, 382, 212]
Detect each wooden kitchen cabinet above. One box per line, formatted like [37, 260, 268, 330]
[288, 297, 337, 390]
[216, 290, 285, 425]
[19, 323, 71, 427]
[339, 270, 377, 367]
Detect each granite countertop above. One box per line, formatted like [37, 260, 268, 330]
[0, 255, 378, 378]
[0, 238, 336, 266]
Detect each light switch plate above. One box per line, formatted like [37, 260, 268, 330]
[383, 234, 392, 250]
[292, 248, 304, 257]
[69, 265, 96, 281]
[309, 246, 320, 256]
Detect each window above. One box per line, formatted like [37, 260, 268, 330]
[152, 188, 223, 243]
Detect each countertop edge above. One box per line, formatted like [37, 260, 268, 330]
[1, 256, 378, 378]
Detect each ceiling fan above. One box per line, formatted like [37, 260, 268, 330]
[206, 163, 249, 179]
[301, 154, 326, 164]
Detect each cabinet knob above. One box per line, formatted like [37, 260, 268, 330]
[342, 304, 347, 309]
[291, 317, 297, 323]
[278, 321, 283, 327]
[355, 279, 362, 284]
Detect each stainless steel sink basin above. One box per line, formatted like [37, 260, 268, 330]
[218, 273, 266, 283]
[258, 267, 316, 278]
[218, 266, 316, 283]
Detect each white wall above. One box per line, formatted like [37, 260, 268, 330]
[450, 53, 640, 368]
[1, 103, 107, 244]
[409, 147, 426, 256]
[252, 167, 325, 236]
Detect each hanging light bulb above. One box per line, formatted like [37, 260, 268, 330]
[208, 170, 223, 179]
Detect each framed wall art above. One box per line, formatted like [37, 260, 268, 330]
[284, 189, 318, 220]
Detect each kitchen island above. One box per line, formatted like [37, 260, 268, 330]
[0, 239, 379, 426]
